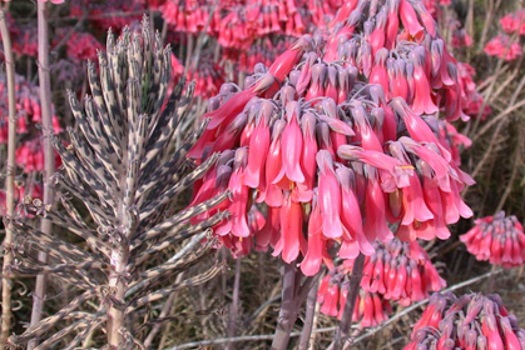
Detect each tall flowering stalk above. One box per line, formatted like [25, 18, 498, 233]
[28, 2, 57, 348]
[0, 4, 17, 347]
[8, 18, 227, 348]
[189, 0, 475, 347]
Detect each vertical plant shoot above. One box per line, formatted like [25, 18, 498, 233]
[8, 17, 227, 349]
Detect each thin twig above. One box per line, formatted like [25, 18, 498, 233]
[0, 6, 17, 348]
[495, 148, 520, 211]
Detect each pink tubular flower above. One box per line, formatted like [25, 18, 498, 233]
[460, 211, 525, 268]
[404, 293, 525, 350]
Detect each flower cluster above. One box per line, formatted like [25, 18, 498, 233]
[189, 0, 475, 273]
[404, 292, 525, 350]
[358, 239, 446, 306]
[500, 9, 525, 35]
[484, 34, 522, 61]
[460, 211, 525, 268]
[184, 55, 225, 99]
[66, 32, 104, 62]
[484, 8, 525, 61]
[234, 39, 291, 73]
[317, 268, 392, 327]
[70, 0, 144, 33]
[159, 0, 342, 49]
[317, 238, 446, 326]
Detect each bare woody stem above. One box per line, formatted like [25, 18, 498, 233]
[28, 3, 56, 349]
[226, 259, 242, 350]
[271, 263, 298, 350]
[0, 6, 17, 348]
[298, 277, 320, 350]
[331, 253, 365, 350]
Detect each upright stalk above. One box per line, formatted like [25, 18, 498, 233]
[28, 2, 55, 349]
[332, 253, 365, 350]
[0, 7, 17, 347]
[298, 277, 320, 350]
[226, 259, 242, 350]
[107, 163, 132, 347]
[271, 263, 299, 350]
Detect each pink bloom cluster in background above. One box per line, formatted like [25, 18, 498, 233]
[460, 211, 525, 268]
[70, 0, 143, 32]
[66, 32, 104, 62]
[484, 8, 525, 61]
[0, 73, 62, 217]
[317, 270, 392, 327]
[500, 9, 525, 35]
[404, 292, 525, 349]
[159, 0, 343, 49]
[484, 34, 522, 61]
[189, 0, 476, 275]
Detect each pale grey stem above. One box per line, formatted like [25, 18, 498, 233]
[0, 6, 17, 348]
[28, 2, 56, 348]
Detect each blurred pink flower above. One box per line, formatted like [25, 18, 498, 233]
[484, 34, 522, 61]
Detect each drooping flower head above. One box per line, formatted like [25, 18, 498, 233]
[190, 0, 475, 274]
[460, 211, 525, 268]
[404, 292, 525, 350]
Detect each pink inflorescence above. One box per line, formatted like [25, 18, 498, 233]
[159, 0, 343, 50]
[460, 211, 525, 268]
[317, 237, 445, 326]
[0, 73, 61, 218]
[404, 292, 525, 350]
[356, 238, 446, 306]
[317, 268, 392, 327]
[484, 34, 522, 61]
[499, 9, 525, 35]
[189, 0, 476, 275]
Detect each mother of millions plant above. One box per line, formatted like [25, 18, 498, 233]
[188, 0, 479, 348]
[6, 17, 229, 349]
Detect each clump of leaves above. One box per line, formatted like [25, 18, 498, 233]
[8, 17, 227, 349]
